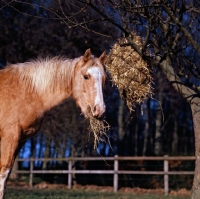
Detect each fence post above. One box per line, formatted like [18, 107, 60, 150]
[68, 159, 72, 189]
[29, 157, 33, 187]
[164, 155, 169, 195]
[113, 155, 118, 192]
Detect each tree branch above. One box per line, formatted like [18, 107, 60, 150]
[158, 55, 199, 104]
[160, 3, 200, 55]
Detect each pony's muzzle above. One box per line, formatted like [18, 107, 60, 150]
[93, 104, 105, 118]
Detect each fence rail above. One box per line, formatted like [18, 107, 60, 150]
[13, 155, 195, 195]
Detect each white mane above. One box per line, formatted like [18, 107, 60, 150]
[7, 57, 80, 93]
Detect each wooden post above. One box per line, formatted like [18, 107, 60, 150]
[68, 159, 72, 189]
[29, 157, 33, 187]
[164, 155, 169, 195]
[113, 155, 118, 192]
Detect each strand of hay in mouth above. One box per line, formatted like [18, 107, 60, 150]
[105, 34, 153, 111]
[87, 107, 110, 149]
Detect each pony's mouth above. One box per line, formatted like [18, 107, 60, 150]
[86, 106, 110, 149]
[87, 104, 105, 119]
[87, 104, 93, 117]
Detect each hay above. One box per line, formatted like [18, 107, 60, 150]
[87, 107, 110, 149]
[105, 34, 153, 111]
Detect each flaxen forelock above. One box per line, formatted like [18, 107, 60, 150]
[105, 34, 153, 111]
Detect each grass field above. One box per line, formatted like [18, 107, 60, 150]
[5, 188, 190, 199]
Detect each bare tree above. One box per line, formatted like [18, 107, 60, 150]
[53, 0, 200, 197]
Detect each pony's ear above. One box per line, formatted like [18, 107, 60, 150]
[99, 51, 107, 64]
[83, 49, 92, 62]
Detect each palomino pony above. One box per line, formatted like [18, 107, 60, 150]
[0, 49, 106, 198]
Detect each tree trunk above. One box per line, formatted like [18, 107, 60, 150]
[42, 139, 50, 170]
[10, 155, 19, 180]
[134, 118, 138, 156]
[143, 103, 149, 156]
[171, 110, 178, 155]
[154, 86, 163, 156]
[191, 102, 200, 199]
[71, 146, 78, 185]
[158, 57, 199, 199]
[118, 98, 125, 141]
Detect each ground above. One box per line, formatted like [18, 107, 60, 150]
[7, 181, 190, 196]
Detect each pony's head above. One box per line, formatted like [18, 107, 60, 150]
[73, 49, 106, 118]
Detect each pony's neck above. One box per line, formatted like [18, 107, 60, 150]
[35, 57, 79, 110]
[13, 57, 80, 110]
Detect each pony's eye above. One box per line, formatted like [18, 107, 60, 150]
[84, 75, 89, 80]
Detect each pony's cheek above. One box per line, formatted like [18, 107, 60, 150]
[80, 107, 88, 118]
[76, 98, 88, 116]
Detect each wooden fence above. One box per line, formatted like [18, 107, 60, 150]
[13, 155, 195, 195]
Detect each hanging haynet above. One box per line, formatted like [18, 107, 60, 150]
[105, 34, 153, 111]
[87, 106, 111, 149]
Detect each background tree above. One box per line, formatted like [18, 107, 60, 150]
[55, 0, 200, 197]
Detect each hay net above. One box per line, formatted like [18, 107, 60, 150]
[105, 34, 153, 111]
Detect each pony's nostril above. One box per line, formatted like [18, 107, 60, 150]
[93, 104, 106, 118]
[93, 105, 100, 117]
[93, 105, 96, 113]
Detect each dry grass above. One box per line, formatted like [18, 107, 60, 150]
[5, 187, 190, 199]
[87, 107, 110, 149]
[105, 33, 153, 111]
